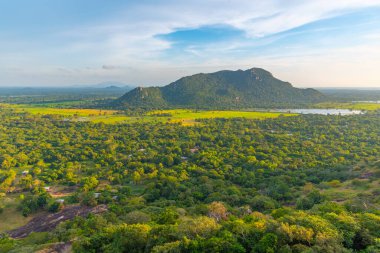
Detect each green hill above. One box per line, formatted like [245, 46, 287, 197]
[115, 68, 326, 109]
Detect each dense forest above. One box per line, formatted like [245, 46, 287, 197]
[0, 107, 379, 252]
[114, 68, 326, 109]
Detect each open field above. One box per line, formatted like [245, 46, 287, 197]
[0, 104, 295, 125]
[0, 194, 40, 232]
[72, 109, 295, 125]
[11, 105, 119, 117]
[147, 109, 295, 125]
[315, 102, 380, 111]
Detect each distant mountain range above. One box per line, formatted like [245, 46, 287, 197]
[91, 82, 134, 89]
[114, 68, 326, 109]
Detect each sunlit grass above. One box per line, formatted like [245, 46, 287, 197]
[90, 116, 130, 124]
[0, 194, 38, 232]
[147, 109, 295, 125]
[13, 106, 118, 117]
[1, 104, 296, 125]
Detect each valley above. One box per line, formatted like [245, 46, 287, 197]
[0, 96, 379, 252]
[0, 71, 379, 253]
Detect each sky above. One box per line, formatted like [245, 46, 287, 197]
[1, 0, 380, 88]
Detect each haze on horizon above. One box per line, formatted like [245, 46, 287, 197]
[1, 0, 380, 88]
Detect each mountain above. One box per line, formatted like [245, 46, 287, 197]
[115, 68, 326, 109]
[92, 81, 132, 89]
[104, 85, 121, 89]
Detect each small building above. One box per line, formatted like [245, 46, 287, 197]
[112, 196, 118, 200]
[181, 156, 188, 160]
[22, 170, 29, 176]
[190, 147, 199, 153]
[94, 192, 101, 198]
[56, 199, 65, 204]
[43, 186, 51, 192]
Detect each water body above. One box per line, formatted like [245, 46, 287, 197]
[273, 109, 363, 115]
[352, 101, 380, 104]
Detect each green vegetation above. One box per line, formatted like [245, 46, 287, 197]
[0, 104, 379, 252]
[0, 194, 37, 232]
[115, 68, 325, 109]
[0, 104, 292, 125]
[9, 105, 118, 117]
[319, 88, 380, 102]
[147, 109, 294, 125]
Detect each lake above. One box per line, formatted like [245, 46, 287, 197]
[273, 109, 364, 115]
[352, 101, 380, 104]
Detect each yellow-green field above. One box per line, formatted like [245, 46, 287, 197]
[147, 109, 295, 125]
[90, 110, 294, 125]
[11, 105, 118, 116]
[315, 102, 380, 111]
[0, 104, 296, 125]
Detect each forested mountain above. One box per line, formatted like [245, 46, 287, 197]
[115, 68, 326, 109]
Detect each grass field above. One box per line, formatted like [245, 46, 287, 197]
[315, 102, 380, 111]
[92, 110, 293, 125]
[0, 194, 38, 232]
[1, 104, 296, 125]
[147, 109, 295, 125]
[12, 106, 118, 117]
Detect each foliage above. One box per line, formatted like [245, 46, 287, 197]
[115, 68, 325, 109]
[0, 107, 379, 252]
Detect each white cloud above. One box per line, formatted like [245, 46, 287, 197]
[1, 0, 380, 86]
[58, 0, 380, 60]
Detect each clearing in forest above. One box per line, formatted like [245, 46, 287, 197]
[1, 104, 296, 125]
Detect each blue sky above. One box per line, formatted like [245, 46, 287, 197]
[1, 0, 380, 87]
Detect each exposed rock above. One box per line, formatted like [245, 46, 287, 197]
[7, 204, 107, 238]
[35, 242, 72, 253]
